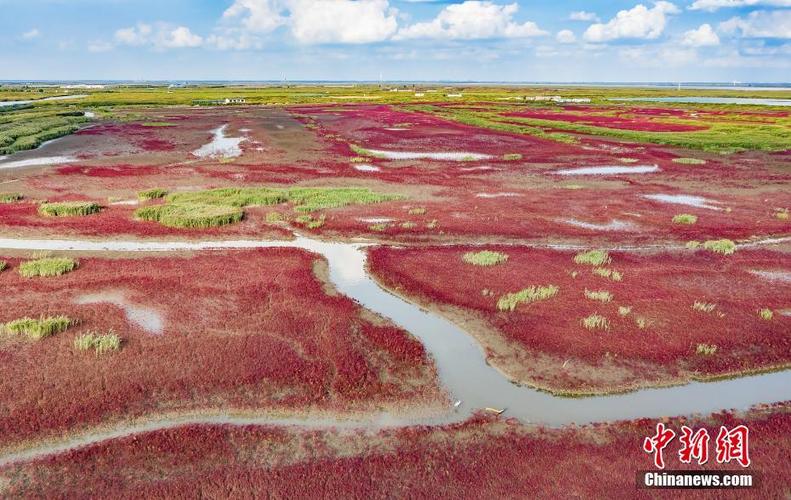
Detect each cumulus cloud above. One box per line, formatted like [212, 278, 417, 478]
[583, 1, 679, 43]
[720, 10, 791, 38]
[222, 0, 286, 32]
[682, 23, 720, 46]
[556, 29, 576, 43]
[620, 45, 697, 66]
[22, 28, 40, 40]
[88, 40, 114, 53]
[569, 11, 599, 22]
[689, 0, 791, 11]
[115, 23, 204, 49]
[395, 1, 546, 40]
[220, 0, 397, 43]
[288, 0, 398, 43]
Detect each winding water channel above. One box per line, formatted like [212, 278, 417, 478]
[0, 234, 789, 465]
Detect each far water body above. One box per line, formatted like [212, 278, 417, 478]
[0, 94, 88, 107]
[611, 97, 791, 107]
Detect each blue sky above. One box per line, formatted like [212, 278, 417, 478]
[1, 0, 789, 81]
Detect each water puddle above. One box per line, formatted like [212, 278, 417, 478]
[562, 219, 638, 231]
[109, 199, 139, 206]
[1, 235, 789, 427]
[554, 165, 660, 176]
[192, 124, 245, 159]
[643, 194, 722, 210]
[84, 111, 96, 118]
[354, 164, 381, 172]
[366, 149, 492, 161]
[0, 94, 88, 107]
[357, 217, 393, 224]
[384, 127, 409, 131]
[475, 192, 520, 198]
[75, 291, 164, 335]
[0, 156, 77, 170]
[750, 270, 791, 283]
[460, 166, 496, 171]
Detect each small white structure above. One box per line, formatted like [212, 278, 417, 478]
[414, 93, 425, 97]
[223, 97, 246, 104]
[446, 93, 463, 98]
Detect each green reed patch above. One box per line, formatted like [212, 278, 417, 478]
[696, 343, 718, 356]
[673, 214, 698, 225]
[74, 331, 122, 354]
[4, 315, 73, 340]
[703, 239, 737, 255]
[138, 188, 168, 200]
[0, 193, 22, 203]
[497, 285, 559, 312]
[582, 314, 610, 331]
[135, 203, 244, 228]
[19, 257, 77, 278]
[585, 289, 613, 303]
[672, 157, 707, 165]
[573, 250, 611, 266]
[462, 250, 509, 267]
[38, 201, 101, 217]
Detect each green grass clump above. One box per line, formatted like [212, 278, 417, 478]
[618, 306, 632, 316]
[349, 144, 385, 158]
[168, 187, 289, 207]
[4, 315, 72, 340]
[38, 201, 101, 217]
[696, 343, 718, 356]
[19, 257, 77, 278]
[408, 207, 426, 215]
[672, 214, 698, 225]
[462, 250, 509, 267]
[166, 187, 400, 213]
[349, 157, 369, 163]
[295, 214, 325, 229]
[692, 301, 717, 313]
[573, 250, 611, 266]
[582, 314, 610, 331]
[74, 331, 122, 354]
[503, 153, 522, 161]
[135, 203, 243, 228]
[585, 289, 613, 303]
[0, 193, 22, 203]
[497, 285, 559, 311]
[400, 221, 416, 229]
[759, 308, 774, 321]
[672, 157, 707, 165]
[141, 122, 176, 127]
[138, 188, 168, 200]
[703, 239, 737, 255]
[369, 223, 388, 232]
[0, 260, 6, 272]
[775, 208, 789, 220]
[592, 267, 622, 281]
[266, 212, 285, 223]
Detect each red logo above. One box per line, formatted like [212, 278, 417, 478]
[643, 424, 751, 469]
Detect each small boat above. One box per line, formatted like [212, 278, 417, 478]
[485, 407, 506, 415]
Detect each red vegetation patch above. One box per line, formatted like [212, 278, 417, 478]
[502, 109, 708, 132]
[368, 245, 791, 391]
[2, 406, 788, 498]
[0, 250, 439, 448]
[57, 164, 162, 177]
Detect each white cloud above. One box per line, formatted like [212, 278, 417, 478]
[222, 0, 286, 33]
[115, 23, 204, 49]
[720, 10, 791, 38]
[556, 29, 576, 43]
[583, 1, 679, 43]
[569, 11, 599, 22]
[115, 24, 154, 46]
[22, 28, 40, 40]
[288, 0, 398, 43]
[689, 0, 791, 12]
[88, 40, 114, 52]
[682, 23, 720, 46]
[396, 1, 546, 40]
[620, 45, 697, 66]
